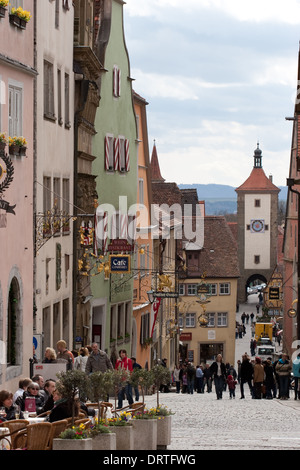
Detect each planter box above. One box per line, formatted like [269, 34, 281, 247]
[112, 425, 133, 450]
[132, 419, 157, 450]
[157, 415, 172, 449]
[92, 433, 116, 450]
[0, 6, 6, 18]
[52, 438, 93, 451]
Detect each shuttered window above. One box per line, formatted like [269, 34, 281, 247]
[44, 60, 55, 120]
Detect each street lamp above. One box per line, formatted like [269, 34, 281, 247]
[286, 177, 300, 341]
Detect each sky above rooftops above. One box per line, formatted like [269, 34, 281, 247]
[124, 0, 300, 188]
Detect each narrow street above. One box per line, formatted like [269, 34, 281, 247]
[143, 295, 300, 451]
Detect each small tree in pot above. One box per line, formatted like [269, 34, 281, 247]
[130, 368, 154, 404]
[88, 370, 114, 420]
[151, 365, 171, 407]
[56, 369, 89, 427]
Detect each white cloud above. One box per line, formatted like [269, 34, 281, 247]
[126, 0, 300, 24]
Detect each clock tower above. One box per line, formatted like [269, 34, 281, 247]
[235, 144, 280, 303]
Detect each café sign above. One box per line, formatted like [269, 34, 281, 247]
[109, 254, 131, 273]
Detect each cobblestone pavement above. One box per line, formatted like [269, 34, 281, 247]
[143, 295, 300, 451]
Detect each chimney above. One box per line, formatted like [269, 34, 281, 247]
[269, 175, 273, 183]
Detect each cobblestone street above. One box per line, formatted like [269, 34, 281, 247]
[144, 295, 300, 451]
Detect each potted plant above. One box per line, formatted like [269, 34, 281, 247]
[0, 1, 8, 18]
[55, 370, 89, 427]
[107, 410, 133, 450]
[89, 421, 116, 450]
[53, 423, 92, 451]
[151, 365, 172, 407]
[130, 368, 154, 404]
[10, 6, 32, 29]
[9, 136, 27, 156]
[148, 405, 173, 449]
[88, 370, 113, 420]
[131, 407, 158, 450]
[0, 133, 7, 152]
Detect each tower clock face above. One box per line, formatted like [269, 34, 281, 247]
[251, 219, 264, 232]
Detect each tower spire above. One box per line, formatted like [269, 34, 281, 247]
[253, 142, 262, 168]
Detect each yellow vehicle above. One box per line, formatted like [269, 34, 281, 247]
[254, 323, 273, 343]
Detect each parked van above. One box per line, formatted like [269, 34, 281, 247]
[256, 344, 276, 361]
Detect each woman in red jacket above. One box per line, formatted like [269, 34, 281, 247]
[115, 350, 133, 409]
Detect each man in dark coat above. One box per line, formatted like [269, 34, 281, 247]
[240, 354, 254, 399]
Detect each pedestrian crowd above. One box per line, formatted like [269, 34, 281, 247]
[169, 351, 299, 402]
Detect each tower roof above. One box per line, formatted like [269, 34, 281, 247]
[150, 142, 165, 182]
[235, 144, 280, 193]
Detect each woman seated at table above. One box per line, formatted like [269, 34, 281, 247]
[15, 382, 45, 415]
[0, 390, 24, 422]
[47, 389, 79, 423]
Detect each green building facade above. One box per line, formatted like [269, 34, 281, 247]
[91, 0, 138, 361]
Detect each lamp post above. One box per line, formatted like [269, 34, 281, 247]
[286, 177, 300, 342]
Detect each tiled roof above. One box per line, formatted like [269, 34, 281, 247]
[235, 167, 280, 193]
[183, 215, 240, 279]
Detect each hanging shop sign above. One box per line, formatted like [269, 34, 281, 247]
[109, 254, 131, 273]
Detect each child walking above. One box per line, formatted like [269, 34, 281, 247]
[227, 374, 237, 399]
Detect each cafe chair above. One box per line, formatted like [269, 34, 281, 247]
[47, 419, 68, 450]
[0, 419, 29, 449]
[14, 422, 52, 450]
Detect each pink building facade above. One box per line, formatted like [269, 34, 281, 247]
[0, 0, 35, 389]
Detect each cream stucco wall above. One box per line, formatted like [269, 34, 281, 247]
[244, 193, 271, 270]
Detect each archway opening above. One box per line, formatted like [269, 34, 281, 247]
[246, 274, 267, 299]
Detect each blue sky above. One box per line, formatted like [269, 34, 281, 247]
[123, 0, 300, 188]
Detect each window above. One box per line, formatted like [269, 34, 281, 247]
[62, 178, 70, 234]
[64, 73, 70, 128]
[113, 65, 121, 97]
[219, 283, 230, 295]
[43, 176, 51, 237]
[187, 284, 197, 296]
[140, 312, 150, 344]
[9, 82, 23, 137]
[53, 178, 61, 235]
[55, 0, 59, 28]
[119, 137, 126, 171]
[179, 284, 185, 296]
[9, 0, 23, 9]
[185, 313, 195, 327]
[254, 255, 260, 264]
[104, 135, 114, 171]
[208, 313, 215, 327]
[139, 178, 144, 205]
[57, 69, 62, 125]
[208, 284, 217, 295]
[217, 312, 228, 327]
[255, 199, 261, 207]
[44, 60, 55, 120]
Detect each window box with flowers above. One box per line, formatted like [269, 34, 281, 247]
[9, 136, 27, 157]
[9, 6, 32, 30]
[0, 0, 9, 18]
[0, 133, 7, 152]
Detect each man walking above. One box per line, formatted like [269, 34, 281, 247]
[85, 342, 113, 374]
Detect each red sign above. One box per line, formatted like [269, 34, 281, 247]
[108, 239, 134, 252]
[180, 333, 192, 341]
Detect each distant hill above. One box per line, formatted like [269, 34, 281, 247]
[178, 184, 287, 215]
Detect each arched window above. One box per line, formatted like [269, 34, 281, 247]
[7, 277, 21, 366]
